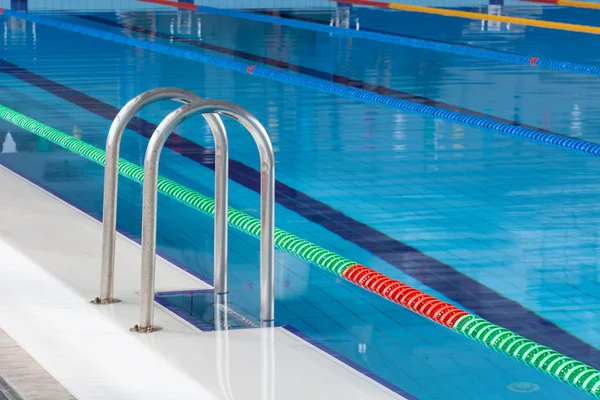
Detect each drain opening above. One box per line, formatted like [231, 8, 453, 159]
[507, 382, 540, 393]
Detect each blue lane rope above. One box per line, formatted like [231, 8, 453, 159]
[195, 6, 600, 78]
[4, 9, 600, 158]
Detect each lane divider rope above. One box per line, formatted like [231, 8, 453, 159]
[0, 103, 598, 397]
[329, 0, 600, 34]
[139, 0, 197, 10]
[138, 0, 600, 78]
[5, 9, 600, 159]
[521, 0, 600, 9]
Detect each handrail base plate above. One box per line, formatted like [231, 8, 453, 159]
[90, 297, 122, 305]
[130, 325, 163, 333]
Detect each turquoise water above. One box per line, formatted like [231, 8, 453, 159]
[1, 2, 599, 398]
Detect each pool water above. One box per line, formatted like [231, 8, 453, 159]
[1, 2, 599, 399]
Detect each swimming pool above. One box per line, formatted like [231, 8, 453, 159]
[1, 1, 600, 398]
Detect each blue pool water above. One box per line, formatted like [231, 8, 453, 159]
[1, 2, 600, 399]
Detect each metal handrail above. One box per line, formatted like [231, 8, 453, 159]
[133, 100, 275, 332]
[95, 88, 228, 305]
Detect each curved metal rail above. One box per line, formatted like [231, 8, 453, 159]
[96, 88, 228, 304]
[133, 99, 275, 332]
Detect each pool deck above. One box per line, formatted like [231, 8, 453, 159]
[0, 328, 76, 400]
[0, 165, 409, 400]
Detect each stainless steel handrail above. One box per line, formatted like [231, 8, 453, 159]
[95, 88, 228, 305]
[133, 100, 275, 332]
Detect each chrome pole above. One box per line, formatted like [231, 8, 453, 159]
[97, 88, 228, 305]
[135, 100, 228, 332]
[137, 100, 274, 331]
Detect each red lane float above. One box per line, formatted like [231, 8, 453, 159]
[343, 264, 468, 328]
[138, 0, 198, 11]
